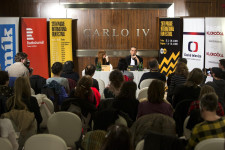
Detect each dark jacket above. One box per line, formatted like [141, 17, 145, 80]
[30, 75, 46, 94]
[125, 55, 143, 66]
[61, 72, 80, 82]
[95, 57, 110, 65]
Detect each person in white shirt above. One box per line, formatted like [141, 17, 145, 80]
[125, 47, 143, 66]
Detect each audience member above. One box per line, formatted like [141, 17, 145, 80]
[100, 125, 133, 150]
[167, 62, 188, 103]
[6, 77, 42, 130]
[117, 58, 134, 81]
[104, 70, 124, 98]
[0, 71, 13, 99]
[29, 75, 46, 95]
[7, 52, 29, 77]
[186, 93, 225, 150]
[205, 67, 225, 108]
[95, 50, 110, 65]
[137, 79, 173, 119]
[219, 59, 225, 71]
[126, 46, 143, 66]
[138, 59, 166, 89]
[46, 62, 70, 93]
[0, 118, 19, 150]
[167, 58, 187, 87]
[172, 68, 203, 108]
[61, 61, 79, 82]
[113, 81, 139, 121]
[85, 64, 99, 91]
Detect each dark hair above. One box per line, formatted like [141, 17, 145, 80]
[130, 46, 136, 49]
[148, 79, 165, 103]
[117, 58, 128, 71]
[51, 62, 63, 75]
[175, 62, 189, 78]
[109, 70, 124, 89]
[101, 125, 133, 150]
[85, 64, 96, 76]
[219, 59, 225, 68]
[200, 93, 218, 112]
[0, 71, 9, 85]
[15, 52, 27, 62]
[75, 75, 93, 99]
[178, 58, 187, 64]
[148, 59, 159, 69]
[211, 67, 224, 79]
[63, 61, 74, 74]
[199, 85, 215, 99]
[184, 68, 203, 87]
[116, 81, 137, 100]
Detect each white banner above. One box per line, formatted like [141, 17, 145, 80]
[205, 17, 225, 68]
[0, 17, 19, 71]
[182, 18, 205, 71]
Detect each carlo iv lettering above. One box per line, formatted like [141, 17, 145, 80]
[83, 29, 150, 37]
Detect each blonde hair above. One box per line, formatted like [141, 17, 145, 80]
[7, 77, 31, 110]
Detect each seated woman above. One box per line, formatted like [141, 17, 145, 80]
[117, 58, 134, 81]
[46, 62, 70, 94]
[137, 79, 173, 119]
[104, 70, 124, 98]
[0, 71, 13, 99]
[6, 77, 42, 130]
[113, 81, 139, 122]
[61, 61, 79, 82]
[0, 117, 19, 150]
[95, 50, 110, 65]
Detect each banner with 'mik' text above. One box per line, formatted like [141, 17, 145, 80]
[205, 17, 225, 68]
[49, 18, 73, 73]
[21, 18, 49, 79]
[0, 17, 19, 71]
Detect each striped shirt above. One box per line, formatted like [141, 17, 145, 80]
[186, 117, 225, 150]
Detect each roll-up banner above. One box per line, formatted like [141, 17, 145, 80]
[0, 17, 19, 71]
[159, 18, 181, 76]
[21, 18, 49, 79]
[49, 18, 73, 75]
[182, 18, 205, 71]
[205, 17, 225, 68]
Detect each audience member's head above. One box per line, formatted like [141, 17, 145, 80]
[148, 59, 159, 70]
[199, 85, 215, 99]
[185, 68, 204, 87]
[7, 77, 31, 110]
[116, 81, 137, 100]
[15, 52, 28, 64]
[148, 79, 165, 103]
[200, 93, 218, 114]
[178, 58, 187, 64]
[63, 61, 74, 74]
[211, 67, 224, 79]
[0, 71, 9, 86]
[75, 75, 93, 100]
[85, 64, 96, 77]
[219, 59, 225, 70]
[101, 125, 133, 150]
[175, 62, 189, 78]
[117, 58, 128, 71]
[51, 62, 63, 76]
[109, 70, 124, 90]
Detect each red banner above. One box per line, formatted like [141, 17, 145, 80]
[21, 18, 49, 78]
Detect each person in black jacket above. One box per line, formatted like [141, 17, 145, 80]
[85, 64, 99, 91]
[95, 50, 110, 66]
[125, 47, 143, 66]
[61, 61, 79, 82]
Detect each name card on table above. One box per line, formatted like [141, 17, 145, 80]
[101, 65, 110, 71]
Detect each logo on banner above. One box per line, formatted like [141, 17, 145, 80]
[160, 48, 167, 54]
[188, 41, 198, 52]
[26, 28, 44, 47]
[0, 25, 16, 71]
[206, 52, 224, 57]
[207, 31, 224, 36]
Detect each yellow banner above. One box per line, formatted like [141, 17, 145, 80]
[49, 18, 73, 75]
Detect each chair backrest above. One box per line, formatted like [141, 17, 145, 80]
[135, 139, 144, 150]
[0, 138, 13, 150]
[47, 112, 82, 148]
[137, 87, 148, 102]
[24, 134, 67, 150]
[140, 79, 154, 89]
[183, 116, 191, 140]
[96, 78, 105, 98]
[40, 97, 54, 128]
[195, 138, 225, 150]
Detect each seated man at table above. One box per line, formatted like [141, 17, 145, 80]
[138, 59, 166, 89]
[85, 64, 99, 91]
[126, 46, 143, 66]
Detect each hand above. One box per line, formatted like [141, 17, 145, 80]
[132, 55, 137, 60]
[105, 55, 109, 62]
